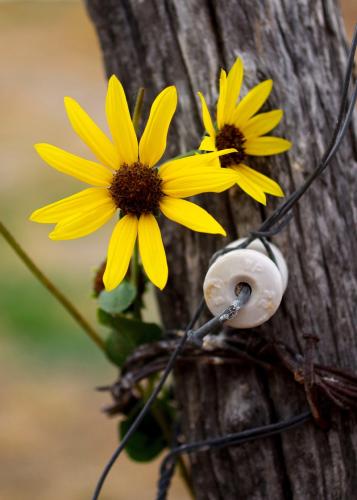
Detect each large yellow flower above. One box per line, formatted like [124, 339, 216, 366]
[198, 57, 292, 205]
[30, 76, 238, 291]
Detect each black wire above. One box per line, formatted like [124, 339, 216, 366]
[325, 24, 357, 163]
[92, 287, 251, 498]
[157, 424, 183, 500]
[326, 83, 357, 163]
[257, 27, 357, 235]
[251, 211, 294, 239]
[217, 25, 357, 251]
[155, 28, 357, 500]
[91, 297, 205, 500]
[157, 411, 312, 500]
[258, 237, 278, 266]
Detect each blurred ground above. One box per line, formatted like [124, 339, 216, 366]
[0, 1, 182, 499]
[0, 1, 355, 499]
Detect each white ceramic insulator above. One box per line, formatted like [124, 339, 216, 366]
[227, 238, 288, 292]
[203, 243, 288, 328]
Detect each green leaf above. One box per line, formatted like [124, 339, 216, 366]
[119, 407, 166, 462]
[105, 315, 162, 367]
[98, 281, 137, 315]
[97, 308, 114, 327]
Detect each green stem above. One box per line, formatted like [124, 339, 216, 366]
[0, 221, 105, 351]
[132, 87, 145, 132]
[130, 242, 139, 287]
[171, 149, 201, 160]
[130, 242, 142, 320]
[129, 87, 145, 320]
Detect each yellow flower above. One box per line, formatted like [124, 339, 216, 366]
[30, 76, 238, 291]
[198, 57, 292, 205]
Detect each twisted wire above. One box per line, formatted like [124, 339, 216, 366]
[157, 411, 312, 500]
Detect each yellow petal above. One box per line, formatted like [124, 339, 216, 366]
[103, 215, 138, 291]
[199, 136, 216, 151]
[64, 96, 119, 168]
[162, 167, 238, 198]
[244, 137, 292, 156]
[242, 110, 283, 139]
[231, 166, 267, 204]
[34, 144, 113, 186]
[159, 149, 235, 180]
[198, 92, 215, 138]
[160, 196, 226, 235]
[138, 214, 168, 290]
[232, 80, 273, 129]
[224, 57, 244, 123]
[237, 164, 284, 197]
[30, 188, 111, 223]
[50, 197, 116, 240]
[139, 86, 177, 167]
[216, 69, 227, 128]
[106, 75, 138, 165]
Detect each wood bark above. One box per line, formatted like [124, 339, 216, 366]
[86, 1, 357, 498]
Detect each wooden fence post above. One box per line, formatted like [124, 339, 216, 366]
[86, 1, 357, 497]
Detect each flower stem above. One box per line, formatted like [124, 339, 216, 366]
[171, 149, 201, 160]
[0, 221, 105, 351]
[130, 87, 145, 320]
[132, 87, 145, 132]
[130, 242, 142, 320]
[130, 242, 139, 287]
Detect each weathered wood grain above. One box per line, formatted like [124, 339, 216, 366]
[86, 1, 357, 498]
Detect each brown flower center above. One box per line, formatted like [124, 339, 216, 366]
[215, 124, 246, 167]
[109, 162, 163, 217]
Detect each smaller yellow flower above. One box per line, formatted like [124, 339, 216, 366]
[198, 57, 292, 205]
[30, 76, 238, 291]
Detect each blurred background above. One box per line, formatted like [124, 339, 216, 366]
[0, 1, 355, 499]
